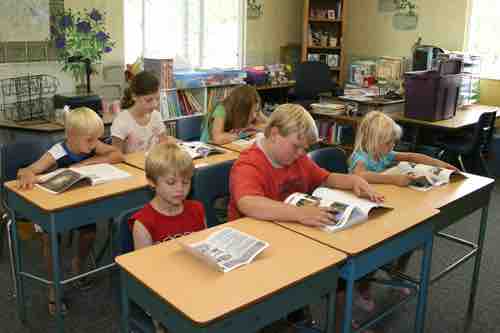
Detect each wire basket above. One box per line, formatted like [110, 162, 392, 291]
[0, 75, 60, 122]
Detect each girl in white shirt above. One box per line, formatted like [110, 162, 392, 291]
[112, 71, 175, 153]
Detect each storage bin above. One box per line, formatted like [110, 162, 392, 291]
[404, 70, 463, 122]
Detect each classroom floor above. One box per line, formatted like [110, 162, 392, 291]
[1, 181, 500, 333]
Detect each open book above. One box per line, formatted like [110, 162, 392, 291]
[179, 141, 226, 159]
[383, 161, 466, 191]
[285, 187, 392, 233]
[37, 163, 131, 194]
[181, 227, 269, 273]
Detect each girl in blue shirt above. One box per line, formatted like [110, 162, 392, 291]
[349, 111, 456, 312]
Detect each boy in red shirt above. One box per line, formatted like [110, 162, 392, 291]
[228, 103, 383, 332]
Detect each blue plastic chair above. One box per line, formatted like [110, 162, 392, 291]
[190, 159, 234, 227]
[114, 207, 156, 333]
[307, 146, 348, 173]
[176, 115, 204, 141]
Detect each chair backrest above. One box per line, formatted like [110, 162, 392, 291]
[307, 146, 348, 173]
[472, 111, 497, 154]
[0, 141, 54, 183]
[190, 160, 234, 227]
[294, 61, 335, 100]
[176, 115, 204, 141]
[114, 206, 143, 255]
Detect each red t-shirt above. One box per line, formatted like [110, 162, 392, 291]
[129, 200, 206, 243]
[228, 144, 330, 221]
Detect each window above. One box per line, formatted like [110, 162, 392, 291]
[467, 0, 500, 79]
[124, 0, 245, 69]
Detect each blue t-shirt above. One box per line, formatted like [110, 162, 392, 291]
[349, 150, 396, 173]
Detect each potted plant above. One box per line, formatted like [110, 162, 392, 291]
[51, 8, 115, 92]
[393, 0, 418, 30]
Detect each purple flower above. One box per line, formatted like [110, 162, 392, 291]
[59, 15, 73, 29]
[89, 9, 102, 22]
[96, 31, 108, 41]
[104, 46, 113, 53]
[76, 21, 91, 33]
[55, 37, 66, 49]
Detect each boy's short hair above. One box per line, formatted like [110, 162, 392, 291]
[264, 104, 318, 144]
[65, 107, 104, 137]
[353, 111, 402, 156]
[145, 143, 194, 183]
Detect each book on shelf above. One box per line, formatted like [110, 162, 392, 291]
[144, 58, 173, 89]
[179, 141, 226, 159]
[284, 187, 392, 233]
[383, 162, 466, 191]
[36, 163, 131, 194]
[180, 227, 269, 273]
[310, 103, 345, 115]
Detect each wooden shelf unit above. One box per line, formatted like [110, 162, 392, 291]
[301, 0, 347, 84]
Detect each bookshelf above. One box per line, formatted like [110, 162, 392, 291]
[301, 0, 347, 84]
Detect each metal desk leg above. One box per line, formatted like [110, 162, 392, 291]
[50, 216, 64, 333]
[325, 278, 338, 333]
[415, 237, 433, 333]
[464, 205, 490, 333]
[341, 262, 355, 333]
[11, 213, 26, 322]
[120, 270, 130, 333]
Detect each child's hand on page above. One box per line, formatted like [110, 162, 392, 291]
[17, 169, 39, 190]
[297, 206, 338, 227]
[395, 174, 419, 187]
[438, 161, 458, 171]
[352, 176, 384, 203]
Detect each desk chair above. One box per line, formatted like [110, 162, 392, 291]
[289, 61, 341, 109]
[0, 141, 55, 297]
[437, 111, 496, 177]
[114, 207, 155, 333]
[175, 115, 203, 141]
[190, 160, 234, 227]
[308, 146, 349, 173]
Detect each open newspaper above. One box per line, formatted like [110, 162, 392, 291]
[285, 187, 392, 233]
[181, 227, 269, 273]
[36, 163, 131, 194]
[383, 161, 466, 191]
[179, 141, 226, 159]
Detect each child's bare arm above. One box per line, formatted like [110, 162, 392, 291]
[111, 136, 126, 154]
[78, 141, 124, 166]
[132, 220, 153, 250]
[210, 117, 239, 144]
[323, 171, 385, 201]
[17, 153, 56, 190]
[351, 161, 412, 187]
[395, 152, 458, 171]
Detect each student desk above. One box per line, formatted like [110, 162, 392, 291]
[277, 201, 439, 333]
[220, 140, 254, 153]
[116, 217, 346, 333]
[373, 173, 495, 332]
[124, 150, 240, 170]
[4, 164, 151, 333]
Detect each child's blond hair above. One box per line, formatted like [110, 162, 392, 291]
[352, 111, 402, 157]
[264, 104, 318, 144]
[65, 107, 104, 137]
[145, 143, 194, 183]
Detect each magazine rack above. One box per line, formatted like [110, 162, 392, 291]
[0, 74, 59, 122]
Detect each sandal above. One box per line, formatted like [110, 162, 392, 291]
[48, 298, 69, 316]
[351, 320, 375, 333]
[72, 276, 94, 292]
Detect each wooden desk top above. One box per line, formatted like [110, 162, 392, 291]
[0, 118, 113, 132]
[124, 149, 240, 170]
[277, 201, 438, 255]
[115, 217, 346, 325]
[4, 163, 148, 212]
[311, 104, 499, 130]
[391, 105, 499, 129]
[221, 140, 254, 153]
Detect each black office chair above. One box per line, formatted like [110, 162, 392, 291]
[437, 111, 496, 177]
[307, 146, 349, 173]
[190, 160, 234, 227]
[176, 115, 204, 141]
[289, 61, 341, 109]
[113, 207, 155, 333]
